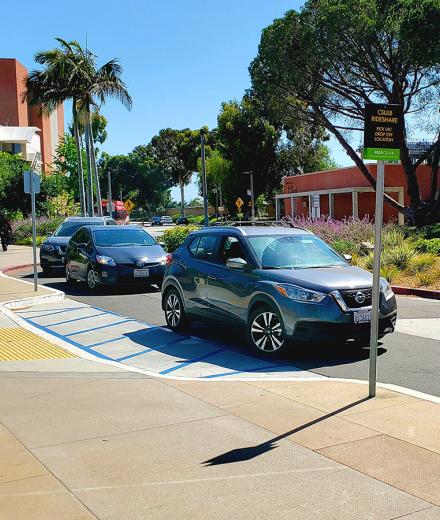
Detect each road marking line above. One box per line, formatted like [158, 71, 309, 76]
[85, 336, 127, 349]
[159, 348, 225, 375]
[17, 307, 84, 319]
[203, 364, 295, 379]
[46, 311, 108, 327]
[65, 319, 137, 337]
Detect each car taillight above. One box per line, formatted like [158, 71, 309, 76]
[165, 253, 173, 265]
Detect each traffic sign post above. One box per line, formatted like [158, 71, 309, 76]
[364, 103, 403, 398]
[124, 199, 135, 213]
[24, 170, 40, 292]
[235, 197, 243, 210]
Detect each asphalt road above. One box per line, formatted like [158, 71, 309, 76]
[15, 267, 440, 397]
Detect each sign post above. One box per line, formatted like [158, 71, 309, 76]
[24, 170, 40, 292]
[363, 103, 402, 397]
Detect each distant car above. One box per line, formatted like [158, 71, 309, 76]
[40, 216, 117, 273]
[176, 216, 189, 225]
[162, 226, 397, 355]
[65, 225, 167, 291]
[151, 215, 173, 226]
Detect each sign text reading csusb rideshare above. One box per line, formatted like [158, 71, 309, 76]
[363, 103, 403, 161]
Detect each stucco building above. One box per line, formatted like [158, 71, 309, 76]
[0, 58, 64, 171]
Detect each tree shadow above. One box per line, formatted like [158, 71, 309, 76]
[203, 396, 371, 466]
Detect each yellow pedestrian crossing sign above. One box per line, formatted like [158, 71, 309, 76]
[124, 199, 135, 212]
[235, 197, 244, 209]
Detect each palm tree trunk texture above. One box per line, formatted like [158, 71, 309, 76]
[180, 180, 185, 217]
[84, 122, 94, 216]
[88, 117, 103, 217]
[72, 104, 86, 216]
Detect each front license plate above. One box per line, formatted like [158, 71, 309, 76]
[134, 268, 149, 278]
[353, 309, 371, 323]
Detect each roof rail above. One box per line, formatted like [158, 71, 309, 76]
[226, 220, 296, 228]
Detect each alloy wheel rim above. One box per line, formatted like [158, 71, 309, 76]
[251, 312, 284, 352]
[87, 270, 96, 289]
[166, 294, 181, 327]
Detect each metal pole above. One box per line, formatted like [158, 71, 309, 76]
[84, 123, 94, 216]
[250, 172, 255, 220]
[369, 160, 385, 398]
[107, 171, 113, 217]
[89, 118, 103, 217]
[200, 131, 209, 226]
[30, 170, 38, 292]
[120, 189, 123, 203]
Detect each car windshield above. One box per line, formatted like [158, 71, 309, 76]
[248, 234, 347, 269]
[93, 228, 157, 247]
[54, 222, 89, 237]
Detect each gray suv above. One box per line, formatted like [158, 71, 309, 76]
[161, 226, 397, 355]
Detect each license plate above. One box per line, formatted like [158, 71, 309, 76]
[353, 309, 371, 323]
[134, 268, 149, 278]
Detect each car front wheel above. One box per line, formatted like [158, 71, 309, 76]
[86, 267, 98, 291]
[247, 306, 287, 355]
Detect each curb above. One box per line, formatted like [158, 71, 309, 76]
[0, 265, 65, 311]
[392, 285, 440, 300]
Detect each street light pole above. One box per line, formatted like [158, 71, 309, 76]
[200, 130, 209, 227]
[107, 171, 113, 217]
[243, 171, 255, 220]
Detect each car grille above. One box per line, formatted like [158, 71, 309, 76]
[339, 288, 372, 308]
[119, 262, 161, 268]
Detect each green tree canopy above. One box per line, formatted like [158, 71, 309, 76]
[250, 0, 440, 224]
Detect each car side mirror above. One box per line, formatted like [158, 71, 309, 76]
[158, 241, 166, 248]
[343, 254, 352, 263]
[226, 257, 247, 270]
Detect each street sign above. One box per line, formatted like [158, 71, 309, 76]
[247, 189, 252, 196]
[235, 197, 243, 209]
[23, 171, 40, 194]
[124, 199, 135, 212]
[363, 104, 403, 161]
[312, 194, 320, 208]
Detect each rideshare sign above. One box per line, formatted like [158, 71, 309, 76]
[363, 104, 403, 161]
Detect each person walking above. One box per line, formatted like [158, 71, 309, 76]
[0, 212, 12, 252]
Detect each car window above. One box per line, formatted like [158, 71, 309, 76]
[54, 221, 88, 237]
[93, 228, 156, 247]
[106, 219, 118, 226]
[188, 234, 219, 262]
[219, 236, 246, 265]
[71, 228, 88, 245]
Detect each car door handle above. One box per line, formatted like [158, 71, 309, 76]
[208, 274, 217, 281]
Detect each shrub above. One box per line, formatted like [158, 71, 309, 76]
[11, 216, 64, 244]
[416, 269, 440, 287]
[407, 253, 437, 275]
[292, 216, 374, 245]
[14, 236, 46, 246]
[357, 251, 375, 271]
[381, 243, 416, 270]
[415, 238, 440, 255]
[380, 265, 400, 283]
[331, 239, 359, 255]
[382, 227, 406, 249]
[161, 225, 199, 252]
[422, 223, 440, 239]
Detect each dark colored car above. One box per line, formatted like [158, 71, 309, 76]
[176, 216, 189, 225]
[151, 216, 173, 226]
[65, 225, 167, 290]
[161, 226, 397, 355]
[40, 217, 117, 273]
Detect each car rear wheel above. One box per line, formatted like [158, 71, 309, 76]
[164, 289, 188, 331]
[247, 306, 287, 355]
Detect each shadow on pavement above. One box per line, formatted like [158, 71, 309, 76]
[203, 396, 371, 466]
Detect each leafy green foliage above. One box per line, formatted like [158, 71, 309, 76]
[161, 225, 199, 252]
[11, 217, 64, 244]
[416, 238, 440, 255]
[0, 152, 27, 215]
[407, 253, 437, 274]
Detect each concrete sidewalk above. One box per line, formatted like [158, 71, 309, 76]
[1, 245, 440, 519]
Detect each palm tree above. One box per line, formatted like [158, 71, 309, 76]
[26, 38, 132, 216]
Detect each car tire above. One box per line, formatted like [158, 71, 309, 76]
[247, 305, 287, 356]
[65, 264, 74, 285]
[86, 267, 98, 291]
[163, 289, 189, 331]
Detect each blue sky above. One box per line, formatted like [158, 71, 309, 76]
[2, 0, 352, 200]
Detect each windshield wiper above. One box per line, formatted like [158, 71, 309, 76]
[261, 266, 295, 270]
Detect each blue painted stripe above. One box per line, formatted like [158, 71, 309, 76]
[116, 338, 187, 362]
[85, 336, 126, 349]
[202, 364, 293, 379]
[18, 307, 85, 319]
[159, 348, 225, 375]
[46, 312, 108, 327]
[65, 319, 137, 337]
[17, 307, 82, 314]
[22, 317, 115, 361]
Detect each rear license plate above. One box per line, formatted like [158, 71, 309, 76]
[134, 268, 149, 278]
[353, 309, 371, 323]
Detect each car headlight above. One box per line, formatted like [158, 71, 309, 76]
[41, 244, 55, 251]
[275, 284, 326, 303]
[380, 277, 394, 300]
[96, 255, 116, 266]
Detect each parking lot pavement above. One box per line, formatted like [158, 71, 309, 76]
[15, 299, 323, 380]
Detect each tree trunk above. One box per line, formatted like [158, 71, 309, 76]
[88, 117, 103, 217]
[84, 119, 94, 217]
[72, 102, 86, 216]
[180, 179, 185, 217]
